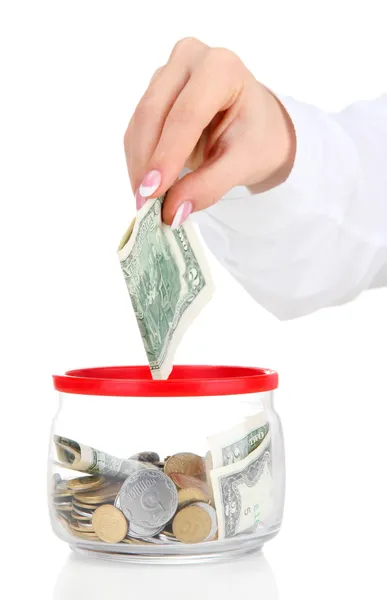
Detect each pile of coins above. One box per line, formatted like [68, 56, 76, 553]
[52, 451, 218, 546]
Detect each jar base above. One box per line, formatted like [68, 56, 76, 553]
[71, 542, 263, 565]
[69, 528, 279, 565]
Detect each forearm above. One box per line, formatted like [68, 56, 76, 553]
[195, 95, 387, 319]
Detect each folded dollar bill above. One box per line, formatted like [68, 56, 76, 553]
[118, 196, 214, 380]
[54, 436, 153, 479]
[210, 432, 273, 539]
[207, 412, 270, 469]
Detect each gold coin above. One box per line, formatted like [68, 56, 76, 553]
[71, 511, 91, 522]
[205, 451, 213, 473]
[71, 530, 99, 541]
[52, 490, 73, 500]
[178, 487, 209, 508]
[55, 504, 73, 513]
[172, 505, 212, 544]
[70, 522, 96, 533]
[74, 482, 121, 505]
[94, 506, 128, 542]
[53, 495, 73, 505]
[169, 473, 211, 496]
[92, 505, 128, 544]
[67, 475, 106, 492]
[164, 453, 205, 477]
[194, 502, 218, 541]
[72, 500, 98, 511]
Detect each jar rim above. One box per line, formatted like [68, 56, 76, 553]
[52, 365, 278, 397]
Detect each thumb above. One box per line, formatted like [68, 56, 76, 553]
[162, 149, 244, 227]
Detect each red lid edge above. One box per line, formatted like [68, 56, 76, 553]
[52, 365, 278, 397]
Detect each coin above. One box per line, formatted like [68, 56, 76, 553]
[74, 482, 121, 505]
[164, 453, 205, 477]
[128, 522, 164, 539]
[56, 514, 71, 530]
[72, 500, 99, 511]
[52, 473, 63, 491]
[70, 522, 96, 533]
[92, 505, 128, 544]
[116, 468, 178, 539]
[178, 487, 209, 508]
[52, 489, 73, 500]
[169, 473, 211, 496]
[205, 451, 213, 473]
[160, 528, 175, 538]
[130, 451, 160, 463]
[57, 506, 73, 514]
[158, 533, 180, 544]
[71, 530, 100, 541]
[172, 504, 213, 544]
[71, 511, 92, 522]
[67, 475, 106, 492]
[194, 502, 218, 540]
[53, 502, 73, 512]
[114, 496, 164, 538]
[77, 521, 94, 530]
[72, 505, 94, 518]
[53, 494, 73, 504]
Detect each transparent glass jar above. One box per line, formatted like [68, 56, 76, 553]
[49, 365, 285, 564]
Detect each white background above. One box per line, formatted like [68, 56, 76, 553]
[1, 1, 386, 598]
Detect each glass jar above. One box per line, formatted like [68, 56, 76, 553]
[49, 365, 285, 564]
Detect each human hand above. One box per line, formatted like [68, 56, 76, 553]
[124, 37, 296, 228]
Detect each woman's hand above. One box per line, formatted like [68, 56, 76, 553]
[124, 37, 296, 228]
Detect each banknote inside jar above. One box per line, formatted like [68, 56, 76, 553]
[52, 412, 273, 546]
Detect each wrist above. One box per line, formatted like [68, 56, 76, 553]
[248, 87, 297, 194]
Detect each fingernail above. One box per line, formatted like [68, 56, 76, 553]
[171, 201, 193, 230]
[139, 169, 162, 198]
[135, 189, 147, 210]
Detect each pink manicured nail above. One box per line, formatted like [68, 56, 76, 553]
[139, 170, 162, 198]
[171, 201, 193, 230]
[135, 189, 147, 210]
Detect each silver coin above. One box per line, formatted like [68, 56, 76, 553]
[157, 533, 180, 544]
[55, 504, 73, 513]
[72, 506, 94, 518]
[76, 521, 94, 529]
[115, 495, 162, 538]
[193, 502, 218, 540]
[52, 473, 62, 489]
[128, 522, 164, 539]
[56, 479, 71, 493]
[53, 498, 73, 507]
[116, 469, 178, 539]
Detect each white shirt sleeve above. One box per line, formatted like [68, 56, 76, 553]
[194, 94, 387, 320]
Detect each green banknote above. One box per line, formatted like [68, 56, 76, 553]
[210, 432, 274, 539]
[118, 196, 214, 380]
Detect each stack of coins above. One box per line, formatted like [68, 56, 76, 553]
[52, 450, 218, 546]
[53, 475, 122, 542]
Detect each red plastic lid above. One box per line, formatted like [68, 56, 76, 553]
[53, 365, 278, 397]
